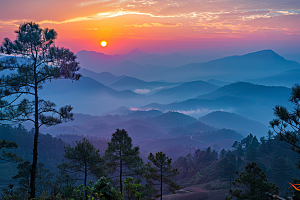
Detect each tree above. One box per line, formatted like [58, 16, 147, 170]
[91, 177, 116, 199]
[0, 22, 81, 198]
[145, 151, 180, 200]
[219, 153, 237, 189]
[13, 161, 54, 199]
[123, 177, 142, 200]
[220, 148, 226, 159]
[104, 129, 140, 195]
[63, 138, 105, 189]
[0, 139, 22, 162]
[270, 84, 300, 168]
[270, 156, 293, 193]
[228, 162, 279, 200]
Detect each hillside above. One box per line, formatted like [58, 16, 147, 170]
[107, 60, 169, 80]
[151, 80, 219, 102]
[195, 82, 291, 106]
[79, 69, 124, 85]
[247, 69, 300, 87]
[150, 111, 198, 129]
[109, 76, 180, 92]
[155, 50, 300, 82]
[199, 111, 268, 137]
[39, 76, 143, 114]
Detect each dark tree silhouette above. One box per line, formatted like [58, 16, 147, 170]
[63, 138, 105, 197]
[227, 162, 278, 200]
[0, 22, 81, 198]
[270, 84, 300, 167]
[104, 129, 140, 195]
[219, 153, 237, 189]
[145, 151, 180, 200]
[0, 139, 22, 162]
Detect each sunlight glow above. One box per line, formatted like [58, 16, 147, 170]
[100, 40, 107, 47]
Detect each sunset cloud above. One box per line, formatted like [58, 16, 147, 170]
[0, 0, 299, 54]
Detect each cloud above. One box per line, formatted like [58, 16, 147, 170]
[78, 0, 111, 6]
[0, 0, 299, 41]
[126, 22, 183, 27]
[129, 107, 157, 111]
[174, 108, 222, 115]
[134, 89, 151, 94]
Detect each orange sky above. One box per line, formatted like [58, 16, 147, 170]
[0, 0, 299, 55]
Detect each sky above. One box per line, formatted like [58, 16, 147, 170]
[0, 0, 299, 55]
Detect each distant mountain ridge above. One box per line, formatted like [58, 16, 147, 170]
[78, 49, 300, 83]
[79, 69, 125, 85]
[76, 48, 219, 72]
[247, 69, 300, 87]
[141, 82, 292, 125]
[199, 111, 268, 137]
[153, 50, 300, 82]
[150, 80, 219, 102]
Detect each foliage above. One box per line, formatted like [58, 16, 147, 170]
[218, 153, 237, 189]
[63, 138, 105, 187]
[0, 21, 81, 198]
[270, 84, 300, 168]
[270, 156, 293, 193]
[123, 177, 142, 200]
[0, 139, 22, 162]
[91, 177, 115, 199]
[228, 162, 279, 200]
[70, 178, 123, 200]
[145, 151, 180, 200]
[104, 129, 140, 194]
[12, 161, 54, 199]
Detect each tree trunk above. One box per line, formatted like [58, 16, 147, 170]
[120, 154, 123, 195]
[30, 67, 39, 199]
[161, 165, 163, 200]
[229, 175, 231, 190]
[85, 162, 87, 200]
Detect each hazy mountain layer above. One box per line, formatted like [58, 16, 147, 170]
[109, 76, 180, 93]
[79, 69, 125, 85]
[247, 69, 300, 88]
[151, 50, 300, 82]
[142, 82, 292, 125]
[199, 111, 268, 137]
[150, 80, 219, 102]
[76, 49, 220, 71]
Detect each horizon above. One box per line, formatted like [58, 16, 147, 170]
[1, 0, 300, 55]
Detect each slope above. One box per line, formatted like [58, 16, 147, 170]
[247, 69, 300, 88]
[199, 111, 268, 137]
[151, 80, 219, 102]
[156, 50, 300, 82]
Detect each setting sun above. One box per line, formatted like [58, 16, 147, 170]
[100, 40, 107, 47]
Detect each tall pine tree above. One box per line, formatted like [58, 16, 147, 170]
[145, 151, 180, 200]
[104, 129, 140, 195]
[63, 138, 105, 187]
[0, 22, 81, 198]
[228, 162, 278, 200]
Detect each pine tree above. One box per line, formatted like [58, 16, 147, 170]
[145, 151, 180, 200]
[0, 22, 81, 198]
[0, 139, 22, 162]
[104, 129, 140, 195]
[63, 138, 105, 188]
[220, 149, 226, 159]
[228, 162, 279, 200]
[270, 156, 292, 193]
[269, 84, 300, 195]
[219, 153, 237, 189]
[270, 84, 300, 167]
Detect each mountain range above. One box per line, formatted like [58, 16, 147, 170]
[76, 48, 220, 71]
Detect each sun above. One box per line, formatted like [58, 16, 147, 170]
[100, 40, 107, 47]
